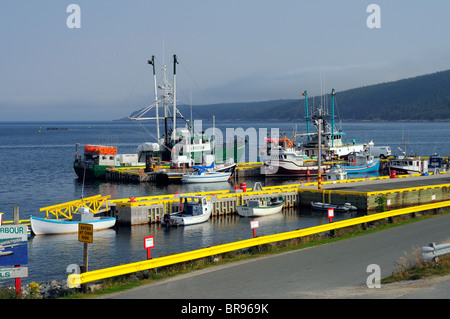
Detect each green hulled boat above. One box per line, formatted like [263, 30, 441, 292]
[74, 55, 246, 180]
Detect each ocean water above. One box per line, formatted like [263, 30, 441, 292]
[1, 120, 449, 286]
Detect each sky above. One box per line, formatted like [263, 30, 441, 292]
[1, 0, 450, 121]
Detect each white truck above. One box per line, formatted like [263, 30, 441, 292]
[366, 141, 392, 158]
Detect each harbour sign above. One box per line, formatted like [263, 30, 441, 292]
[0, 225, 28, 266]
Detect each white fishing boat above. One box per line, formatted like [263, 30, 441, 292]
[311, 201, 357, 212]
[389, 157, 429, 175]
[326, 166, 347, 181]
[30, 208, 116, 235]
[162, 195, 212, 226]
[181, 162, 233, 183]
[237, 196, 285, 217]
[262, 138, 330, 175]
[299, 89, 366, 158]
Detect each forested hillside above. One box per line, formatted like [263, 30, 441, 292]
[127, 69, 450, 122]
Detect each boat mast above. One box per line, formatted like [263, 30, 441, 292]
[318, 107, 323, 190]
[302, 90, 310, 140]
[173, 55, 178, 135]
[331, 88, 335, 147]
[149, 56, 160, 139]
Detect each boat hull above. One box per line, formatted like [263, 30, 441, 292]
[265, 162, 330, 175]
[311, 201, 357, 212]
[162, 211, 212, 226]
[30, 216, 116, 235]
[237, 203, 284, 217]
[74, 142, 245, 180]
[341, 159, 380, 174]
[181, 172, 231, 183]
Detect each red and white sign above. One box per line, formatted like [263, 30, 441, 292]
[250, 220, 259, 229]
[143, 236, 155, 249]
[327, 208, 334, 218]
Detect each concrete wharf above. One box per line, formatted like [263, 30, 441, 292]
[107, 171, 450, 226]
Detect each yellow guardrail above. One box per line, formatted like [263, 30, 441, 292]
[67, 200, 450, 287]
[40, 194, 111, 219]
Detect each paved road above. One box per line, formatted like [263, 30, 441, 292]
[100, 213, 450, 300]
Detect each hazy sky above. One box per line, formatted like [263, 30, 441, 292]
[1, 1, 450, 121]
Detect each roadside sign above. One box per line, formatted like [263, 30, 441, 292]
[327, 208, 334, 218]
[144, 236, 154, 249]
[143, 236, 155, 259]
[250, 220, 259, 238]
[0, 266, 28, 279]
[328, 208, 334, 223]
[0, 225, 28, 266]
[78, 223, 93, 243]
[250, 220, 259, 229]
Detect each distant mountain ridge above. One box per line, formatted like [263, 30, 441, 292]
[126, 69, 450, 122]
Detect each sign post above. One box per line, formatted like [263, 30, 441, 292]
[0, 224, 28, 299]
[78, 223, 93, 273]
[328, 208, 334, 223]
[387, 199, 391, 211]
[143, 236, 155, 259]
[250, 220, 259, 238]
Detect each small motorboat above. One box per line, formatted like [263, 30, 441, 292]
[181, 163, 233, 183]
[237, 196, 285, 217]
[162, 195, 212, 226]
[311, 201, 357, 212]
[30, 207, 116, 235]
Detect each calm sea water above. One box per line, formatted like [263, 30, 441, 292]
[1, 120, 450, 286]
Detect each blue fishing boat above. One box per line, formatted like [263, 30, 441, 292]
[341, 151, 380, 174]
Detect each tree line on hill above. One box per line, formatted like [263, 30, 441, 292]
[127, 69, 450, 122]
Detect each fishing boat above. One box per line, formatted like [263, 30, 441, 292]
[73, 144, 145, 180]
[74, 55, 246, 180]
[181, 163, 233, 183]
[162, 195, 212, 226]
[311, 201, 357, 212]
[389, 157, 429, 175]
[237, 196, 285, 217]
[30, 208, 116, 235]
[340, 151, 380, 174]
[326, 166, 347, 181]
[299, 89, 367, 158]
[181, 171, 232, 183]
[263, 147, 330, 175]
[428, 154, 447, 174]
